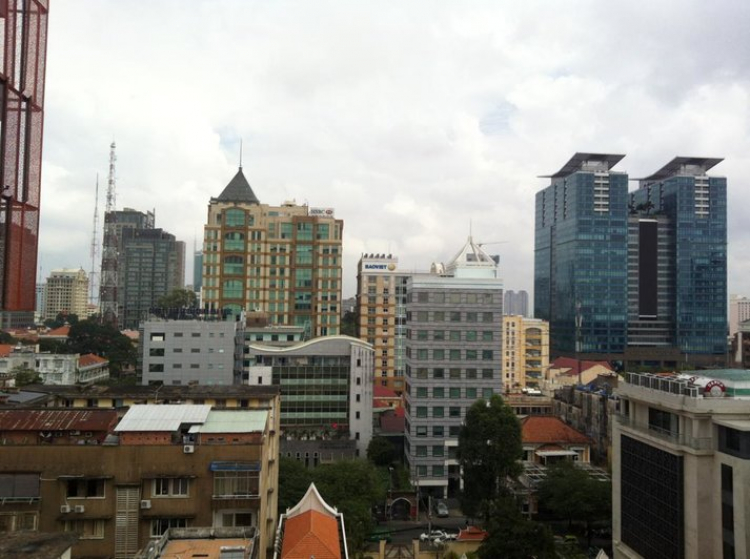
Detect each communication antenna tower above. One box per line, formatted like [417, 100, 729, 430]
[99, 142, 119, 326]
[89, 175, 99, 305]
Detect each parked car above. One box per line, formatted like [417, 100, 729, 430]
[420, 530, 447, 542]
[366, 529, 392, 543]
[436, 502, 449, 517]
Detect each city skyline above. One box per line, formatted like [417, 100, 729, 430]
[38, 1, 750, 302]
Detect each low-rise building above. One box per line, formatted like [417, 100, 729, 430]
[0, 404, 280, 559]
[613, 370, 750, 559]
[542, 357, 614, 392]
[502, 316, 549, 390]
[0, 347, 109, 386]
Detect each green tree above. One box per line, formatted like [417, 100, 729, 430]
[340, 310, 357, 337]
[157, 288, 198, 309]
[277, 457, 314, 514]
[43, 312, 79, 329]
[67, 319, 137, 376]
[313, 460, 386, 553]
[12, 365, 41, 386]
[0, 330, 14, 344]
[366, 436, 395, 466]
[458, 394, 523, 520]
[537, 460, 612, 534]
[477, 493, 556, 559]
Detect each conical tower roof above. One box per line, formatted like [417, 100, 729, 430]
[216, 167, 260, 204]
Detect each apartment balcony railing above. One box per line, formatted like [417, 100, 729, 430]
[615, 413, 713, 451]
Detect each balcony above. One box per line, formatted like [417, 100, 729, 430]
[615, 413, 713, 452]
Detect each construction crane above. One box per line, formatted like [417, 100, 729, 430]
[88, 174, 99, 306]
[99, 142, 118, 326]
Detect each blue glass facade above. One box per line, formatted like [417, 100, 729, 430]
[534, 156, 629, 355]
[631, 172, 727, 355]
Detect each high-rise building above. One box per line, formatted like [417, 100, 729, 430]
[403, 237, 503, 498]
[202, 168, 343, 336]
[729, 294, 750, 337]
[356, 253, 408, 395]
[193, 249, 203, 302]
[43, 268, 89, 321]
[501, 315, 549, 391]
[535, 153, 727, 368]
[613, 371, 750, 559]
[535, 153, 629, 358]
[101, 208, 185, 329]
[0, 2, 49, 328]
[503, 290, 529, 317]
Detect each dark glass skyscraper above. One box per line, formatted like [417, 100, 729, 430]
[535, 154, 727, 367]
[630, 157, 727, 360]
[534, 153, 629, 356]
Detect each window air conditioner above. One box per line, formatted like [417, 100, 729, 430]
[60, 505, 71, 513]
[74, 505, 85, 513]
[140, 499, 152, 509]
[183, 444, 195, 454]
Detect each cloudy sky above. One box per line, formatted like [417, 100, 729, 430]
[40, 0, 750, 302]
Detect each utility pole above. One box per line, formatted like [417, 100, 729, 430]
[99, 142, 118, 326]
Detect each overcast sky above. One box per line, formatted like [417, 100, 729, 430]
[39, 0, 750, 303]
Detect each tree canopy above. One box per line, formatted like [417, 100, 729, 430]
[43, 312, 79, 329]
[157, 288, 198, 309]
[366, 436, 395, 467]
[12, 365, 41, 386]
[67, 319, 137, 376]
[537, 460, 611, 533]
[458, 394, 523, 520]
[477, 493, 556, 559]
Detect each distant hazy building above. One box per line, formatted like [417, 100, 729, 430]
[502, 315, 549, 391]
[503, 290, 529, 317]
[106, 208, 185, 330]
[202, 168, 343, 336]
[404, 237, 503, 498]
[140, 317, 243, 386]
[43, 268, 89, 321]
[34, 283, 46, 324]
[356, 253, 409, 395]
[193, 250, 203, 302]
[729, 295, 750, 337]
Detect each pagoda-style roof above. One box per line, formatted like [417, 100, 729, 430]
[216, 168, 260, 204]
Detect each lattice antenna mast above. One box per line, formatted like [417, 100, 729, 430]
[89, 174, 99, 305]
[99, 142, 119, 326]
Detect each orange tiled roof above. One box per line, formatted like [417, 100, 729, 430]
[0, 344, 12, 357]
[281, 509, 341, 559]
[521, 416, 591, 445]
[43, 326, 70, 338]
[79, 354, 108, 367]
[373, 385, 399, 399]
[457, 526, 488, 541]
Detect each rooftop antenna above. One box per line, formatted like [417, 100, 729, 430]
[89, 174, 99, 306]
[100, 141, 119, 326]
[239, 139, 243, 169]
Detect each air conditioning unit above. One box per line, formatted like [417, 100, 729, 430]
[60, 505, 71, 513]
[74, 505, 85, 513]
[70, 430, 81, 436]
[183, 444, 195, 454]
[140, 499, 152, 510]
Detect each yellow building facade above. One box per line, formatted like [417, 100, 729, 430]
[502, 315, 549, 390]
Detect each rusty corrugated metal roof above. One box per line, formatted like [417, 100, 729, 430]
[0, 409, 118, 432]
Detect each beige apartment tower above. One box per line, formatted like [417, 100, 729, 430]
[502, 315, 549, 391]
[202, 168, 343, 336]
[43, 268, 89, 321]
[356, 254, 408, 395]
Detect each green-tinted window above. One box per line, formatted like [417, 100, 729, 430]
[482, 369, 493, 379]
[223, 255, 243, 275]
[482, 350, 494, 360]
[433, 331, 445, 341]
[466, 312, 478, 322]
[432, 445, 444, 457]
[466, 387, 477, 399]
[466, 369, 477, 379]
[433, 387, 445, 398]
[449, 349, 460, 360]
[295, 269, 312, 288]
[416, 407, 428, 418]
[280, 223, 293, 239]
[416, 446, 427, 457]
[433, 465, 444, 477]
[224, 231, 245, 251]
[482, 331, 493, 341]
[433, 349, 444, 360]
[433, 368, 445, 379]
[449, 425, 461, 437]
[433, 426, 444, 438]
[225, 209, 245, 226]
[466, 331, 477, 341]
[449, 387, 461, 398]
[295, 245, 313, 265]
[296, 222, 313, 240]
[417, 465, 427, 475]
[223, 280, 243, 299]
[433, 406, 444, 418]
[433, 311, 444, 322]
[417, 330, 428, 341]
[449, 406, 461, 418]
[450, 311, 461, 322]
[416, 387, 427, 398]
[449, 331, 461, 341]
[449, 368, 461, 379]
[466, 350, 477, 360]
[417, 349, 428, 360]
[316, 224, 329, 239]
[482, 388, 494, 399]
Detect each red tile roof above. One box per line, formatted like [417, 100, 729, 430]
[373, 385, 399, 399]
[43, 326, 70, 338]
[521, 416, 591, 445]
[281, 509, 341, 559]
[0, 409, 118, 432]
[550, 357, 612, 376]
[79, 353, 108, 367]
[0, 344, 12, 357]
[457, 526, 489, 541]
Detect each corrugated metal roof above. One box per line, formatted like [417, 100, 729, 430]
[114, 405, 212, 432]
[189, 410, 267, 434]
[0, 409, 118, 432]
